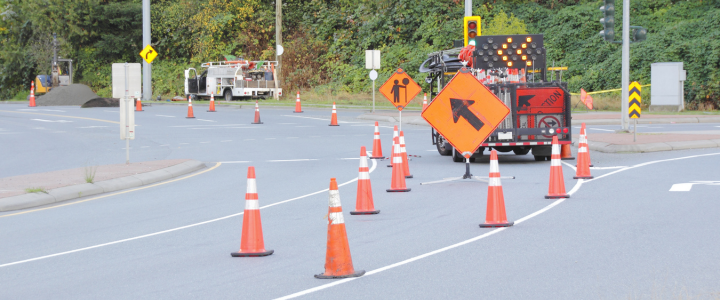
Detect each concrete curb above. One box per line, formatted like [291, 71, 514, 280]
[574, 117, 720, 126]
[0, 160, 206, 212]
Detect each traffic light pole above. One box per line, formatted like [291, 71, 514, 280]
[142, 0, 151, 101]
[621, 0, 630, 130]
[464, 0, 471, 17]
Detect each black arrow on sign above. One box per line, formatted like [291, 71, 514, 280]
[518, 95, 534, 107]
[629, 86, 641, 96]
[450, 98, 484, 131]
[629, 111, 641, 118]
[629, 99, 641, 107]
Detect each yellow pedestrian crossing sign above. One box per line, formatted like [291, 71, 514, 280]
[139, 45, 158, 64]
[629, 81, 641, 119]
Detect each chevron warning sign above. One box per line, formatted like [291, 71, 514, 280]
[629, 81, 641, 119]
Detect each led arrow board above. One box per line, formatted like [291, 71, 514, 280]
[473, 34, 545, 70]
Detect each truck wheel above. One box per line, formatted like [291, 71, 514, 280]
[513, 147, 531, 155]
[452, 149, 464, 162]
[436, 135, 452, 156]
[224, 89, 233, 101]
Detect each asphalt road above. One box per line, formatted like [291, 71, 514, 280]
[1, 103, 719, 299]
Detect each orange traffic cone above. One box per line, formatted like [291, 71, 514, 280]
[399, 131, 412, 178]
[208, 92, 216, 112]
[135, 97, 144, 112]
[231, 166, 274, 257]
[350, 147, 379, 215]
[422, 93, 428, 111]
[480, 150, 514, 228]
[369, 122, 384, 159]
[574, 142, 593, 179]
[578, 123, 593, 167]
[316, 178, 365, 279]
[251, 101, 263, 124]
[560, 144, 574, 160]
[329, 102, 339, 126]
[293, 91, 303, 113]
[545, 136, 570, 199]
[387, 126, 398, 167]
[29, 81, 36, 107]
[186, 95, 195, 118]
[387, 141, 411, 192]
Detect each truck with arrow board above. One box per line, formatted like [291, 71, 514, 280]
[419, 30, 572, 162]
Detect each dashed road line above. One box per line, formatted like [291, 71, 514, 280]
[267, 159, 318, 162]
[220, 140, 232, 142]
[156, 115, 176, 118]
[0, 110, 119, 124]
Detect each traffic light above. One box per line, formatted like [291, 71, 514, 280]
[631, 26, 647, 43]
[464, 16, 481, 47]
[599, 0, 615, 42]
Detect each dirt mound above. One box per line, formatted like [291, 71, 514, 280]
[36, 84, 100, 106]
[81, 98, 119, 108]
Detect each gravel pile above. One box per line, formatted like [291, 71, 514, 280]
[36, 84, 100, 106]
[81, 98, 119, 108]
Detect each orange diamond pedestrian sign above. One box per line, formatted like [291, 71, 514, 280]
[421, 68, 509, 156]
[379, 68, 422, 111]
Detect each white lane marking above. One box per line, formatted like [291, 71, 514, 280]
[140, 146, 150, 148]
[18, 109, 65, 112]
[77, 126, 108, 129]
[31, 119, 72, 123]
[585, 152, 720, 183]
[286, 137, 299, 139]
[196, 119, 216, 122]
[199, 142, 210, 144]
[277, 153, 720, 299]
[104, 110, 118, 113]
[244, 139, 256, 141]
[351, 124, 373, 127]
[267, 159, 318, 162]
[590, 166, 627, 170]
[190, 128, 214, 130]
[561, 161, 577, 171]
[220, 140, 232, 142]
[265, 138, 276, 140]
[159, 144, 170, 147]
[340, 158, 360, 160]
[282, 115, 359, 124]
[170, 124, 245, 128]
[588, 128, 614, 132]
[295, 126, 315, 128]
[280, 123, 297, 125]
[277, 177, 583, 300]
[155, 115, 175, 118]
[219, 161, 250, 164]
[309, 136, 321, 138]
[426, 150, 437, 152]
[227, 127, 254, 129]
[0, 159, 377, 269]
[670, 181, 720, 192]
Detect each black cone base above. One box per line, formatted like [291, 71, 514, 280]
[315, 270, 365, 279]
[186, 117, 195, 119]
[545, 194, 570, 199]
[479, 222, 514, 228]
[293, 111, 303, 113]
[386, 188, 411, 192]
[350, 210, 380, 215]
[405, 175, 413, 178]
[573, 176, 594, 179]
[561, 157, 575, 160]
[231, 249, 274, 257]
[329, 124, 340, 126]
[369, 156, 385, 159]
[251, 122, 263, 124]
[207, 110, 216, 112]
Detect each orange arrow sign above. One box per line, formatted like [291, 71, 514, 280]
[422, 68, 509, 155]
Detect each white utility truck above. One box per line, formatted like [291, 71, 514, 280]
[184, 60, 282, 100]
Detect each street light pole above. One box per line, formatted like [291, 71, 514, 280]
[142, 0, 152, 101]
[621, 0, 630, 130]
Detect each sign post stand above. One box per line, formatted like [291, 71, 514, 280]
[113, 63, 141, 164]
[365, 50, 381, 113]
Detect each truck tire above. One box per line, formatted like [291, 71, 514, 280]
[436, 135, 452, 156]
[224, 89, 233, 101]
[513, 147, 531, 155]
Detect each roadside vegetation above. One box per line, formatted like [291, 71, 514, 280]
[24, 187, 47, 194]
[1, 0, 718, 110]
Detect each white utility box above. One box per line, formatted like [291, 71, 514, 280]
[650, 62, 687, 112]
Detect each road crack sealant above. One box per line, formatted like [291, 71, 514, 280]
[0, 157, 378, 269]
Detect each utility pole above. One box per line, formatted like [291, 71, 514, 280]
[142, 0, 152, 101]
[621, 0, 629, 130]
[275, 0, 282, 90]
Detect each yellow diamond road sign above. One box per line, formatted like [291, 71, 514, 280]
[139, 45, 158, 64]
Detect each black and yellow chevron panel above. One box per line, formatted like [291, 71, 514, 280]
[629, 81, 641, 119]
